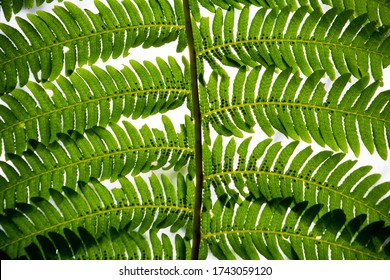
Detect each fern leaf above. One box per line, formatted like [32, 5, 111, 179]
[0, 173, 194, 259]
[331, 0, 390, 25]
[0, 119, 194, 211]
[195, 7, 389, 82]
[201, 198, 390, 259]
[0, 0, 63, 21]
[194, 0, 390, 26]
[0, 57, 190, 156]
[3, 226, 181, 260]
[0, 0, 186, 94]
[204, 137, 390, 226]
[201, 66, 390, 159]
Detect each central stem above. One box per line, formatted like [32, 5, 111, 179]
[182, 0, 203, 260]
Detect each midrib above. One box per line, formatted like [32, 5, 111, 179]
[1, 146, 194, 195]
[1, 204, 193, 253]
[196, 38, 389, 59]
[0, 88, 191, 135]
[201, 100, 389, 124]
[0, 23, 185, 67]
[202, 228, 383, 260]
[204, 170, 389, 224]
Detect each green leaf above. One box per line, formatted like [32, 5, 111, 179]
[0, 58, 190, 155]
[0, 119, 193, 211]
[196, 7, 389, 80]
[201, 66, 389, 158]
[0, 0, 185, 94]
[0, 173, 193, 259]
[203, 198, 389, 259]
[205, 137, 390, 227]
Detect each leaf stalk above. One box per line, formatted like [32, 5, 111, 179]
[183, 0, 203, 260]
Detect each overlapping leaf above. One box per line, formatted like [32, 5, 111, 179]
[0, 116, 195, 211]
[0, 173, 194, 259]
[194, 6, 390, 81]
[1, 0, 64, 21]
[0, 56, 191, 156]
[200, 66, 390, 159]
[203, 136, 390, 226]
[194, 0, 390, 25]
[200, 197, 390, 259]
[0, 0, 187, 94]
[1, 226, 192, 260]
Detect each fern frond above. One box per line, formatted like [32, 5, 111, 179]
[0, 173, 194, 259]
[0, 118, 194, 211]
[1, 225, 191, 260]
[201, 66, 390, 159]
[201, 197, 390, 260]
[194, 6, 389, 82]
[317, 0, 390, 25]
[203, 136, 390, 226]
[0, 0, 64, 21]
[0, 0, 186, 94]
[195, 0, 390, 25]
[0, 56, 191, 156]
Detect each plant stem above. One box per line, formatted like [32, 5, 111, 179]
[183, 0, 203, 260]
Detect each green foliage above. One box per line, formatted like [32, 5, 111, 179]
[200, 67, 390, 159]
[0, 0, 389, 260]
[0, 0, 186, 93]
[203, 136, 390, 225]
[0, 174, 194, 259]
[0, 116, 194, 212]
[1, 1, 64, 21]
[194, 6, 389, 82]
[196, 0, 390, 25]
[202, 197, 390, 260]
[0, 56, 191, 155]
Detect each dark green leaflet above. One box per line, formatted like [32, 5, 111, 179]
[201, 198, 390, 260]
[0, 174, 194, 259]
[1, 1, 64, 21]
[193, 0, 390, 25]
